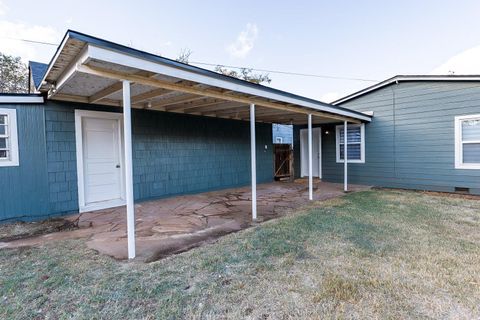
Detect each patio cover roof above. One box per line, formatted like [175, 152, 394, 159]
[37, 30, 372, 125]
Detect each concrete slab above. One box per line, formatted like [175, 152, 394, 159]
[0, 180, 369, 261]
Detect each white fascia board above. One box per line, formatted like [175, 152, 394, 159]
[333, 76, 480, 105]
[53, 46, 91, 94]
[38, 33, 72, 92]
[0, 96, 44, 103]
[86, 44, 371, 122]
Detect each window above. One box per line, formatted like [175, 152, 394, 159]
[0, 108, 19, 167]
[455, 114, 480, 169]
[275, 137, 283, 144]
[336, 123, 365, 163]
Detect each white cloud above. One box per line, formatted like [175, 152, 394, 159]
[227, 23, 258, 59]
[319, 92, 342, 103]
[0, 20, 59, 62]
[0, 0, 7, 16]
[431, 45, 480, 75]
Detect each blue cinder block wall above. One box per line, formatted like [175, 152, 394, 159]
[294, 81, 480, 194]
[0, 100, 273, 222]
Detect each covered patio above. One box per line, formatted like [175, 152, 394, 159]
[0, 180, 369, 261]
[37, 30, 372, 259]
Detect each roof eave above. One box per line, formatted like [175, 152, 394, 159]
[332, 75, 480, 105]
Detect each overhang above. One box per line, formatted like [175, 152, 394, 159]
[38, 30, 372, 124]
[332, 75, 480, 105]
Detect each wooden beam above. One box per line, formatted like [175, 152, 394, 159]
[76, 64, 359, 123]
[165, 98, 223, 112]
[160, 95, 205, 109]
[178, 98, 232, 112]
[88, 82, 123, 103]
[131, 88, 171, 104]
[194, 102, 245, 114]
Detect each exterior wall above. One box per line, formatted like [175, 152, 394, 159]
[272, 124, 293, 144]
[0, 103, 50, 221]
[295, 82, 480, 194]
[0, 100, 274, 221]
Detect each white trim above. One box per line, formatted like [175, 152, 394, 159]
[74, 109, 126, 212]
[318, 127, 322, 179]
[123, 80, 136, 259]
[81, 44, 371, 122]
[455, 114, 480, 169]
[333, 76, 480, 105]
[0, 108, 19, 167]
[38, 33, 72, 91]
[300, 127, 321, 178]
[308, 114, 313, 200]
[344, 121, 348, 192]
[52, 46, 90, 95]
[336, 123, 365, 163]
[0, 96, 44, 104]
[250, 103, 257, 221]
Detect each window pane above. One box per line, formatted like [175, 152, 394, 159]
[339, 126, 361, 143]
[339, 144, 361, 160]
[0, 137, 6, 149]
[0, 124, 6, 135]
[0, 115, 5, 125]
[463, 143, 480, 163]
[348, 127, 361, 143]
[462, 119, 480, 141]
[0, 150, 7, 159]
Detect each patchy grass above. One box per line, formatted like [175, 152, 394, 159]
[1, 190, 480, 319]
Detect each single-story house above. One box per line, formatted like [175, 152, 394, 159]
[0, 30, 371, 258]
[293, 76, 480, 194]
[2, 30, 480, 258]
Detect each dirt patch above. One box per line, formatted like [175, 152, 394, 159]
[0, 218, 79, 242]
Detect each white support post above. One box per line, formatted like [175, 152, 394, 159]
[308, 114, 313, 200]
[344, 120, 348, 192]
[250, 103, 257, 221]
[123, 80, 136, 259]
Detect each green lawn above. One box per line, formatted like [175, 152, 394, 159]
[1, 190, 479, 319]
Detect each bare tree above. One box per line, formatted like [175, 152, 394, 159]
[173, 48, 272, 85]
[0, 53, 28, 93]
[176, 48, 193, 64]
[214, 65, 271, 84]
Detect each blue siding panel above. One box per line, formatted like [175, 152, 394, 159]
[0, 104, 50, 221]
[294, 82, 480, 195]
[1, 100, 273, 221]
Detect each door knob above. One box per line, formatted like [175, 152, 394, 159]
[116, 164, 121, 168]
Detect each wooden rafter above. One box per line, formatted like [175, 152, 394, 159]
[131, 88, 171, 104]
[88, 82, 123, 103]
[76, 64, 360, 123]
[160, 95, 205, 109]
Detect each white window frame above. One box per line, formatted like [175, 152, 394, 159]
[0, 108, 19, 167]
[335, 123, 365, 163]
[455, 114, 480, 169]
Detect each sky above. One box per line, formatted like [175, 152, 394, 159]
[1, 0, 480, 102]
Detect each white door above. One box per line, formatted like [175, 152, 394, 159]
[300, 127, 322, 178]
[82, 116, 123, 206]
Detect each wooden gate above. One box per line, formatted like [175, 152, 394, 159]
[274, 144, 293, 181]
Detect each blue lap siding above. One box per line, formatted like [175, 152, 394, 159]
[294, 81, 480, 195]
[0, 104, 50, 221]
[1, 100, 273, 222]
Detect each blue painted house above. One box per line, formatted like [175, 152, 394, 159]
[293, 76, 480, 194]
[4, 29, 480, 236]
[0, 30, 370, 227]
